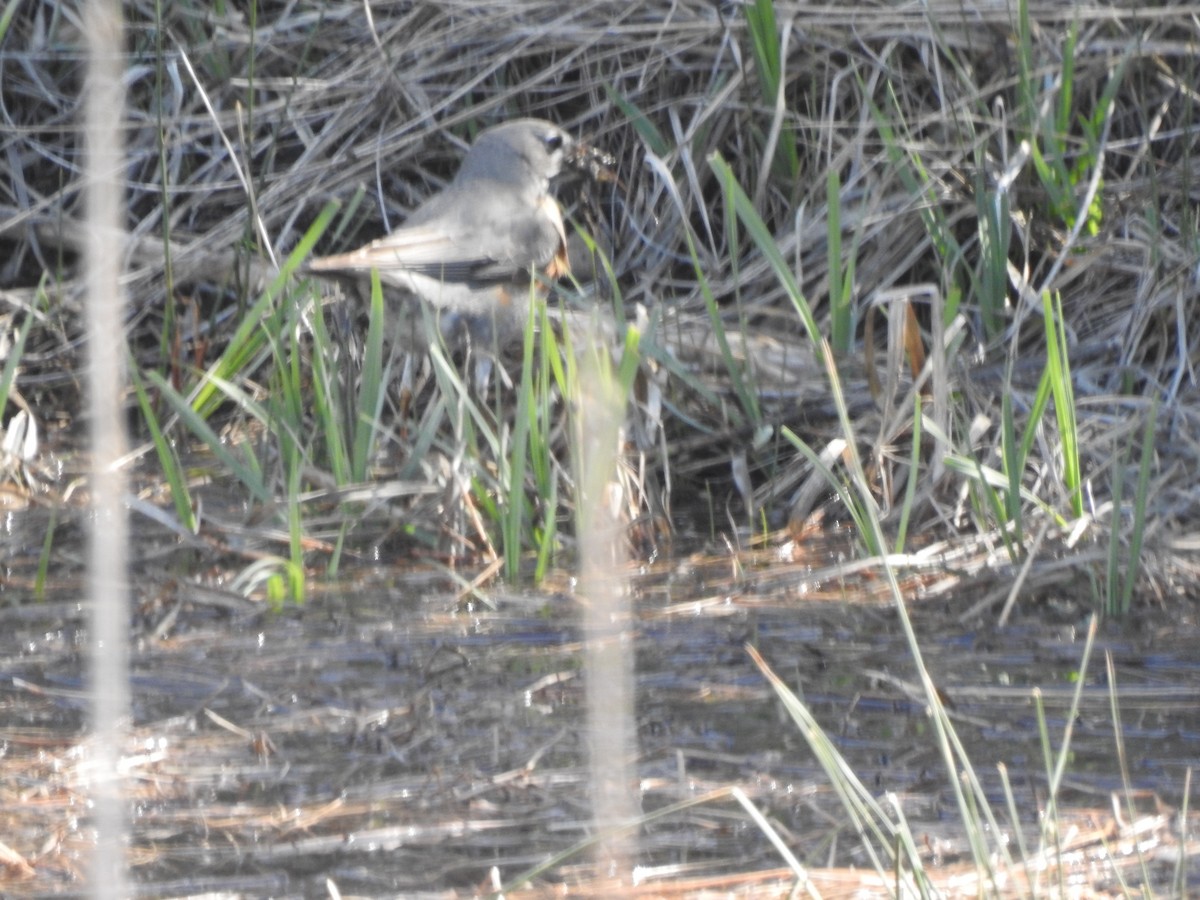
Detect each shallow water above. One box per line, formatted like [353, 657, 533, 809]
[1, 516, 1198, 895]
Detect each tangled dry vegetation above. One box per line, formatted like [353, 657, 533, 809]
[3, 0, 1200, 605]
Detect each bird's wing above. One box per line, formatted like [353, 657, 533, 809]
[309, 224, 486, 282]
[310, 192, 567, 286]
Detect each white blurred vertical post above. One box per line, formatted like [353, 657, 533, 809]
[576, 318, 637, 887]
[84, 1, 130, 897]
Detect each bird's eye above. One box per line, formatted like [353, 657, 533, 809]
[543, 133, 564, 152]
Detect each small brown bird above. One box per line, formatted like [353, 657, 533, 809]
[309, 119, 583, 353]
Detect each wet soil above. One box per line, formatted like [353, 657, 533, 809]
[1, 512, 1198, 896]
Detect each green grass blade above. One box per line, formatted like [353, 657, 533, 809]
[306, 287, 351, 484]
[827, 168, 853, 354]
[709, 151, 822, 348]
[352, 269, 388, 482]
[131, 365, 196, 533]
[1042, 291, 1081, 517]
[147, 369, 273, 506]
[191, 199, 338, 418]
